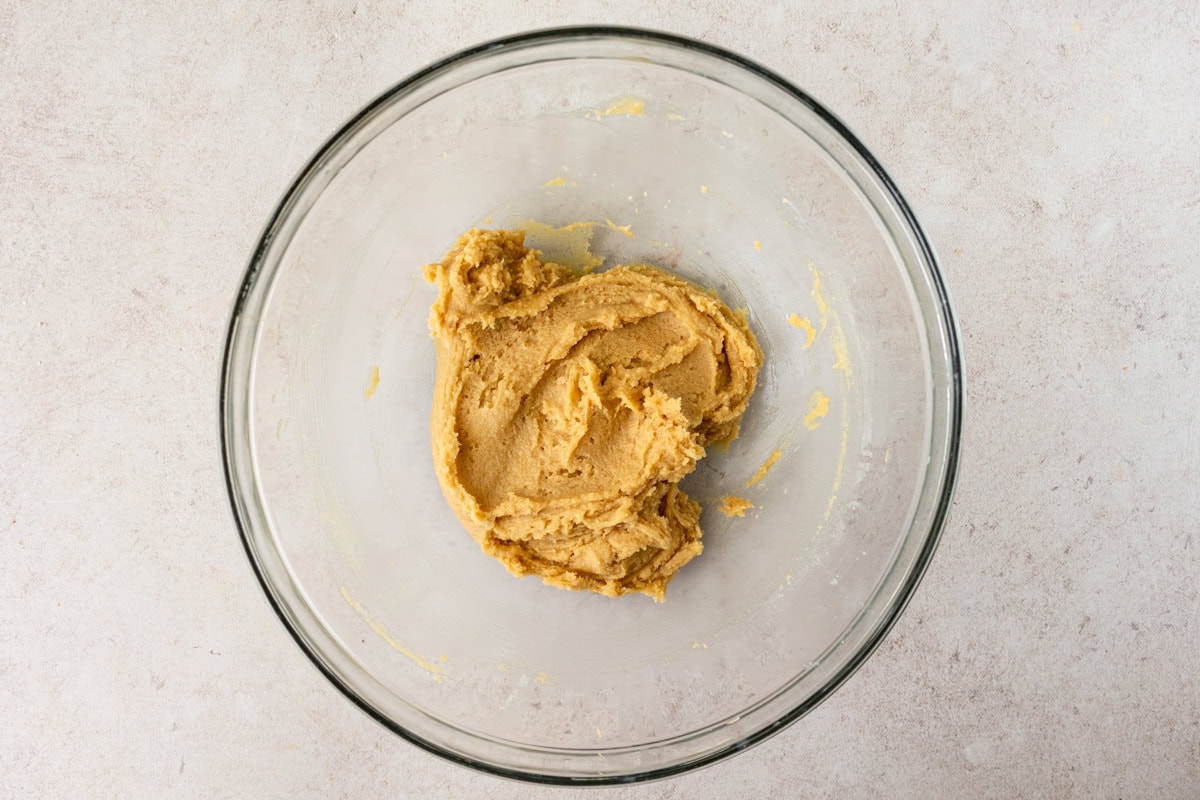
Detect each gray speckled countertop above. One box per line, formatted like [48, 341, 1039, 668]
[3, 2, 1198, 797]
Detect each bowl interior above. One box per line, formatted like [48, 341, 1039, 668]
[226, 31, 958, 781]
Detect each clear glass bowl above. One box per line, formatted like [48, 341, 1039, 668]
[221, 27, 962, 784]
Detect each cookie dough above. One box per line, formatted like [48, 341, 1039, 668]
[424, 229, 762, 600]
[719, 496, 754, 517]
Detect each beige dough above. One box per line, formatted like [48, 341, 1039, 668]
[424, 229, 762, 600]
[719, 495, 754, 517]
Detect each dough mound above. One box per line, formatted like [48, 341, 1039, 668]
[425, 229, 762, 600]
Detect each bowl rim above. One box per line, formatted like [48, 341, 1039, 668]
[220, 24, 964, 786]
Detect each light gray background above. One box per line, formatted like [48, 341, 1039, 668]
[3, 1, 1197, 797]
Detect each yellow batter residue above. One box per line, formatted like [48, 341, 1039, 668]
[787, 313, 816, 348]
[753, 240, 762, 251]
[831, 334, 853, 377]
[364, 365, 380, 399]
[542, 176, 570, 188]
[808, 265, 852, 379]
[810, 263, 830, 330]
[587, 96, 646, 120]
[807, 265, 852, 528]
[804, 390, 831, 430]
[719, 495, 754, 517]
[339, 587, 443, 682]
[604, 219, 635, 238]
[745, 449, 781, 487]
[424, 229, 763, 601]
[824, 393, 850, 524]
[515, 219, 604, 271]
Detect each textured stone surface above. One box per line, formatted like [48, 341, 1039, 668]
[2, 1, 1197, 797]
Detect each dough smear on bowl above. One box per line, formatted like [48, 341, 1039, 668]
[424, 228, 762, 600]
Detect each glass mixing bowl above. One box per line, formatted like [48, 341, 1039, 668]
[221, 27, 962, 784]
